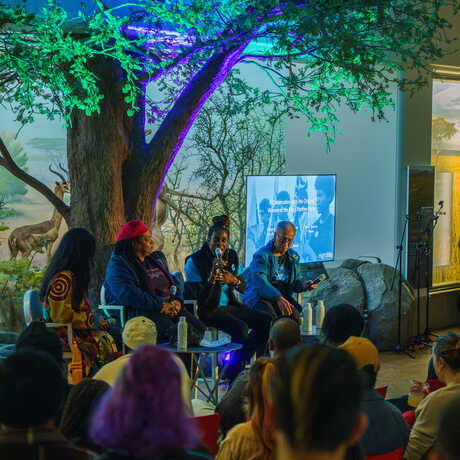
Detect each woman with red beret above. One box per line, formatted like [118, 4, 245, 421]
[103, 220, 204, 343]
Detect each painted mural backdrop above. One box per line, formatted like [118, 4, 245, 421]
[431, 79, 460, 285]
[0, 66, 285, 273]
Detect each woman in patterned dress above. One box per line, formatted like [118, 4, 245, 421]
[40, 228, 116, 377]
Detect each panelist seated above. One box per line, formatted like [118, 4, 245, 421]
[243, 221, 316, 321]
[184, 215, 271, 380]
[104, 220, 204, 344]
[40, 228, 116, 377]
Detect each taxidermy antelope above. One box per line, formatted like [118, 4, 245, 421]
[8, 164, 70, 261]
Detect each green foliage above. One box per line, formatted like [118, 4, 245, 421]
[0, 133, 28, 198]
[0, 0, 458, 143]
[0, 208, 15, 221]
[0, 258, 44, 293]
[0, 258, 45, 332]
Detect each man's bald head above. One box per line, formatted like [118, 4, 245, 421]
[276, 221, 296, 233]
[273, 221, 296, 256]
[269, 317, 301, 355]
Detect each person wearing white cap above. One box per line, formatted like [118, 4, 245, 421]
[93, 316, 192, 412]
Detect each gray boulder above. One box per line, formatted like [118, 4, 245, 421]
[358, 263, 415, 350]
[302, 267, 366, 311]
[339, 258, 370, 273]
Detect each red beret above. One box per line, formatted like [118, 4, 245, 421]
[116, 220, 149, 242]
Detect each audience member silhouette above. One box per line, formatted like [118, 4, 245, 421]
[0, 350, 91, 459]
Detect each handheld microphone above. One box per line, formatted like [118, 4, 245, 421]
[439, 200, 444, 208]
[169, 285, 177, 297]
[215, 247, 222, 259]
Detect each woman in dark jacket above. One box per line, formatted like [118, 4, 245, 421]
[184, 216, 271, 380]
[104, 220, 204, 343]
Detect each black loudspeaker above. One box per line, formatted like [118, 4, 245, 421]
[406, 166, 435, 289]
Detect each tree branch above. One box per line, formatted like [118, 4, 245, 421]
[163, 185, 217, 202]
[0, 135, 71, 226]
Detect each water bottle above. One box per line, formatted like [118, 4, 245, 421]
[317, 300, 325, 329]
[177, 317, 188, 352]
[302, 303, 312, 335]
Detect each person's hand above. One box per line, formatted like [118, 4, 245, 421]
[209, 259, 224, 285]
[170, 299, 181, 314]
[410, 380, 430, 398]
[277, 297, 293, 316]
[161, 302, 180, 317]
[302, 280, 317, 291]
[98, 317, 110, 330]
[220, 270, 238, 286]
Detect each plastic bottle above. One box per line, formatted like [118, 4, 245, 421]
[317, 300, 326, 329]
[177, 316, 188, 352]
[302, 303, 312, 335]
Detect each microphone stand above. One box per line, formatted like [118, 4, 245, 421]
[390, 215, 415, 358]
[422, 209, 441, 343]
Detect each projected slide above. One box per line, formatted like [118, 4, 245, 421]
[245, 175, 336, 265]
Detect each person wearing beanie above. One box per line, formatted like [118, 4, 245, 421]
[40, 228, 117, 379]
[0, 350, 91, 460]
[93, 316, 193, 412]
[339, 336, 410, 457]
[16, 321, 64, 366]
[93, 316, 157, 386]
[104, 220, 205, 344]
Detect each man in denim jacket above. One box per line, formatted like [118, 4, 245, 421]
[243, 221, 315, 320]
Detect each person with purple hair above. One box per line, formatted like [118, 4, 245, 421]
[90, 344, 211, 460]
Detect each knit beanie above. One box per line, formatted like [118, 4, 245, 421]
[16, 321, 63, 365]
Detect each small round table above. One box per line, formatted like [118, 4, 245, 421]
[162, 342, 242, 406]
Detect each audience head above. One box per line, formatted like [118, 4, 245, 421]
[339, 336, 380, 389]
[114, 220, 152, 262]
[207, 215, 230, 256]
[273, 221, 296, 255]
[40, 228, 96, 305]
[272, 344, 367, 460]
[269, 317, 301, 356]
[122, 316, 157, 352]
[16, 321, 63, 367]
[90, 345, 199, 457]
[246, 358, 276, 457]
[429, 398, 460, 460]
[60, 379, 110, 452]
[0, 350, 66, 429]
[432, 332, 460, 382]
[321, 304, 364, 346]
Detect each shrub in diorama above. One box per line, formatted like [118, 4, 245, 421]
[0, 257, 44, 332]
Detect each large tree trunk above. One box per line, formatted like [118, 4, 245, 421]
[67, 56, 141, 304]
[67, 43, 249, 306]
